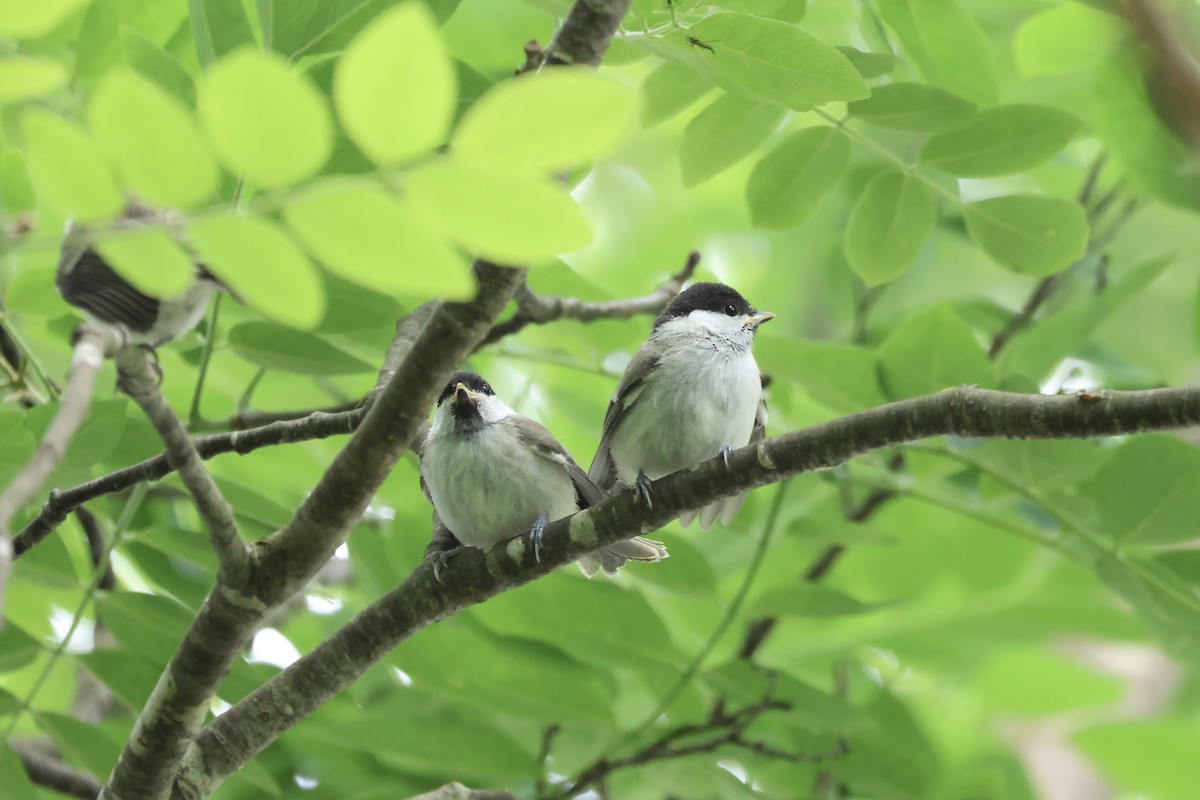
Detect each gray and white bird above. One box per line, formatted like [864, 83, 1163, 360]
[420, 371, 668, 577]
[589, 282, 774, 530]
[56, 206, 219, 349]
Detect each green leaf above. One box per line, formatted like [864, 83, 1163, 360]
[920, 105, 1081, 178]
[188, 214, 325, 329]
[680, 92, 786, 188]
[283, 181, 472, 299]
[121, 27, 197, 107]
[0, 151, 36, 214]
[88, 69, 218, 208]
[390, 618, 616, 725]
[975, 649, 1122, 715]
[686, 12, 869, 110]
[0, 410, 36, 486]
[1013, 3, 1124, 78]
[1002, 255, 1173, 380]
[0, 620, 42, 672]
[454, 70, 635, 174]
[877, 304, 993, 400]
[269, 0, 401, 60]
[640, 61, 713, 127]
[847, 82, 975, 132]
[334, 2, 456, 165]
[471, 572, 677, 671]
[93, 226, 196, 298]
[198, 48, 331, 187]
[228, 321, 376, 375]
[837, 46, 895, 79]
[404, 159, 592, 264]
[97, 591, 194, 662]
[20, 109, 123, 222]
[37, 712, 123, 781]
[752, 584, 892, 617]
[189, 0, 257, 67]
[1094, 50, 1200, 211]
[78, 649, 162, 711]
[1075, 720, 1200, 800]
[964, 195, 1088, 277]
[0, 0, 88, 38]
[0, 58, 68, 102]
[0, 743, 40, 800]
[757, 336, 886, 411]
[1084, 436, 1200, 547]
[875, 0, 998, 105]
[746, 126, 849, 229]
[966, 439, 1106, 494]
[844, 171, 936, 286]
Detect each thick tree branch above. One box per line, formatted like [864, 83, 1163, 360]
[476, 251, 699, 349]
[96, 265, 521, 800]
[114, 348, 248, 584]
[0, 325, 124, 619]
[174, 384, 1200, 795]
[12, 740, 104, 799]
[541, 0, 631, 67]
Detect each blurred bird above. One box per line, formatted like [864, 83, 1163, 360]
[420, 370, 668, 577]
[589, 282, 773, 530]
[56, 204, 220, 351]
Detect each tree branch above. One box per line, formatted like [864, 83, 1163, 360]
[476, 250, 699, 349]
[12, 740, 105, 800]
[541, 0, 631, 67]
[114, 348, 248, 584]
[173, 384, 1200, 796]
[402, 785, 517, 800]
[0, 325, 124, 619]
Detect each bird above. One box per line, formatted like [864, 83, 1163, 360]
[419, 370, 668, 577]
[56, 204, 220, 351]
[588, 282, 774, 530]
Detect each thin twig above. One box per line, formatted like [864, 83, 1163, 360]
[0, 325, 124, 617]
[11, 741, 104, 800]
[475, 250, 699, 349]
[75, 506, 114, 591]
[115, 348, 248, 583]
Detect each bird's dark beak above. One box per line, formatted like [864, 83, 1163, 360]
[745, 311, 775, 330]
[451, 383, 481, 420]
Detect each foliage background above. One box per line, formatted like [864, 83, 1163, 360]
[2, 0, 1200, 798]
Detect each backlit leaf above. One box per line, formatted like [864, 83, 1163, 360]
[198, 49, 331, 187]
[877, 304, 993, 399]
[680, 92, 786, 187]
[88, 69, 218, 208]
[848, 82, 975, 132]
[641, 61, 713, 127]
[0, 0, 88, 38]
[188, 214, 325, 328]
[94, 227, 196, 298]
[875, 0, 998, 105]
[1085, 436, 1200, 547]
[20, 109, 123, 222]
[334, 2, 456, 165]
[0, 58, 68, 102]
[229, 322, 376, 375]
[121, 27, 197, 107]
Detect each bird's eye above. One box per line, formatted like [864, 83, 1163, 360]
[724, 303, 738, 317]
[483, 383, 493, 395]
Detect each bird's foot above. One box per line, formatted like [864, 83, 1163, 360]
[138, 344, 164, 386]
[529, 514, 548, 563]
[427, 546, 466, 583]
[633, 472, 653, 509]
[719, 445, 733, 468]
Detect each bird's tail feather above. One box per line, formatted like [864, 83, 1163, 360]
[577, 536, 669, 577]
[679, 493, 747, 531]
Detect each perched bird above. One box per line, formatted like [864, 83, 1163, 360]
[589, 282, 774, 530]
[56, 205, 220, 350]
[420, 371, 668, 577]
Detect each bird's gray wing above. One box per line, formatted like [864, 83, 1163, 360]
[419, 457, 462, 556]
[587, 342, 663, 489]
[57, 247, 159, 333]
[750, 389, 768, 445]
[511, 416, 608, 508]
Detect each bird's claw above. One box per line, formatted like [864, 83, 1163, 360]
[529, 515, 548, 563]
[428, 547, 465, 583]
[719, 445, 733, 468]
[634, 472, 653, 509]
[139, 344, 164, 386]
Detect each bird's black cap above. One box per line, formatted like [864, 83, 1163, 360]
[437, 370, 495, 407]
[653, 282, 756, 330]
